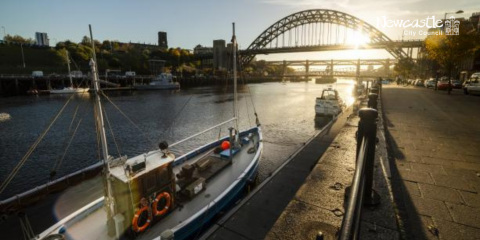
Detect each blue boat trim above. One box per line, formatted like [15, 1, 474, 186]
[170, 127, 262, 240]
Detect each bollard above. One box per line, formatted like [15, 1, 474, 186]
[316, 231, 324, 240]
[368, 93, 378, 110]
[358, 108, 381, 206]
[370, 87, 379, 94]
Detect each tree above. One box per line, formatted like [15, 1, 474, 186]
[394, 58, 414, 79]
[425, 22, 479, 81]
[4, 34, 35, 44]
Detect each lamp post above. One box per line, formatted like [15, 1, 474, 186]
[442, 10, 463, 94]
[1, 26, 5, 40]
[21, 43, 26, 68]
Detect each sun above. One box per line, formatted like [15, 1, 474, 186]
[347, 31, 371, 49]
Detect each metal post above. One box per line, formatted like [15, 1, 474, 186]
[358, 108, 381, 206]
[228, 127, 234, 161]
[368, 93, 378, 109]
[20, 43, 26, 68]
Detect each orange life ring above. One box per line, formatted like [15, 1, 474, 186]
[152, 192, 171, 217]
[132, 206, 151, 232]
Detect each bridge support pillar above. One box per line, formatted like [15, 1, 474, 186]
[282, 60, 287, 78]
[356, 59, 361, 83]
[306, 60, 309, 79]
[384, 58, 390, 78]
[330, 59, 334, 79]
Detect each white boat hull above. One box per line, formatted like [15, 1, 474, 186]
[50, 88, 90, 94]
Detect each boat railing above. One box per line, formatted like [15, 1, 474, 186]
[337, 107, 380, 240]
[0, 161, 103, 215]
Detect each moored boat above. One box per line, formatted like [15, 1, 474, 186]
[315, 87, 345, 117]
[50, 51, 90, 94]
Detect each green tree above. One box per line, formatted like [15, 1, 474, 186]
[425, 22, 479, 81]
[394, 58, 414, 78]
[4, 34, 35, 44]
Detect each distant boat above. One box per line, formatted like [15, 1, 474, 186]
[50, 51, 90, 94]
[315, 76, 337, 84]
[135, 73, 180, 90]
[50, 87, 89, 94]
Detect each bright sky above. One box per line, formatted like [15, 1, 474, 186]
[1, 0, 479, 61]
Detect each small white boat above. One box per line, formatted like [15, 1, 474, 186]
[315, 87, 345, 117]
[50, 51, 90, 94]
[135, 73, 180, 90]
[50, 87, 89, 94]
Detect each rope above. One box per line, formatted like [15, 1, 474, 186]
[68, 104, 80, 131]
[162, 94, 194, 141]
[0, 94, 75, 195]
[50, 118, 83, 177]
[101, 91, 156, 149]
[240, 67, 261, 126]
[103, 107, 122, 158]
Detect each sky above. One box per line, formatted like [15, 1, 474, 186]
[1, 0, 479, 61]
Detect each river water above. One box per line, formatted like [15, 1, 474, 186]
[0, 79, 355, 199]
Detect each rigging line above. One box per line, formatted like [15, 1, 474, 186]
[68, 104, 81, 132]
[101, 91, 156, 149]
[240, 72, 253, 127]
[103, 106, 122, 158]
[162, 94, 194, 141]
[0, 93, 76, 195]
[51, 118, 83, 175]
[240, 70, 260, 125]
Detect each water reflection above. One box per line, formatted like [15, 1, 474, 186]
[314, 116, 332, 130]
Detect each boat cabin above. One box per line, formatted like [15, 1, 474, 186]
[109, 149, 176, 235]
[319, 88, 339, 100]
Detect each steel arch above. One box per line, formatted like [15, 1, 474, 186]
[240, 9, 408, 65]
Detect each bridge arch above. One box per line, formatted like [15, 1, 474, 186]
[241, 9, 408, 65]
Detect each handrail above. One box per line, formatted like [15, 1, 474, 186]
[338, 107, 379, 240]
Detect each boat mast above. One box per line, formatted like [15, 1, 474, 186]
[232, 23, 239, 132]
[88, 24, 116, 230]
[66, 50, 73, 87]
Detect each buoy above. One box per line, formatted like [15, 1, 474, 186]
[221, 141, 230, 150]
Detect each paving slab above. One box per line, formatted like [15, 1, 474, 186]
[382, 85, 480, 240]
[418, 183, 463, 204]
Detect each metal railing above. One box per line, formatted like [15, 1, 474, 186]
[338, 105, 380, 240]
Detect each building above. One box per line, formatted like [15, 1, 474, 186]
[213, 40, 226, 70]
[193, 45, 213, 55]
[35, 32, 49, 46]
[158, 32, 168, 49]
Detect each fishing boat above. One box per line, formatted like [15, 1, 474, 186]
[315, 87, 345, 117]
[1, 24, 262, 240]
[50, 51, 90, 94]
[134, 73, 180, 90]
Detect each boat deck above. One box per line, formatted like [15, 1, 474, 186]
[52, 131, 261, 240]
[200, 109, 351, 240]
